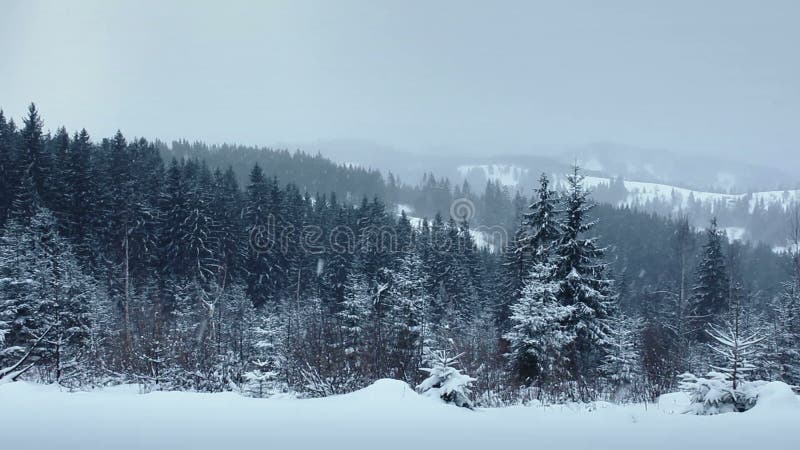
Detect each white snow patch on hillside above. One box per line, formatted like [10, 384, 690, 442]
[773, 242, 800, 255]
[395, 204, 415, 216]
[398, 212, 497, 253]
[1, 380, 799, 450]
[582, 176, 800, 213]
[458, 164, 528, 187]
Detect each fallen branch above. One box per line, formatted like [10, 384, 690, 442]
[0, 326, 52, 383]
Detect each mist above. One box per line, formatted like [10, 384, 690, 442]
[2, 0, 798, 171]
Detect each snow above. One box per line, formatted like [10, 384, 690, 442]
[1, 380, 799, 450]
[582, 176, 800, 213]
[397, 211, 497, 252]
[773, 243, 800, 255]
[468, 227, 496, 252]
[458, 164, 528, 187]
[394, 203, 415, 216]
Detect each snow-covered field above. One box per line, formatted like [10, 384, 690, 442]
[582, 176, 800, 213]
[1, 379, 798, 450]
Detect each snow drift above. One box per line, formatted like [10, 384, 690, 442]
[2, 379, 799, 450]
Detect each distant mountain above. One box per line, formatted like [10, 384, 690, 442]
[299, 139, 799, 247]
[305, 140, 798, 194]
[552, 142, 799, 193]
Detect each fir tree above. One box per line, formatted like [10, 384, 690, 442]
[554, 165, 616, 387]
[417, 349, 476, 409]
[387, 250, 431, 381]
[504, 261, 575, 385]
[17, 103, 50, 209]
[0, 111, 17, 225]
[600, 313, 644, 402]
[690, 217, 729, 341]
[0, 208, 101, 383]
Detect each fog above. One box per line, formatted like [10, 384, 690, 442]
[2, 0, 798, 170]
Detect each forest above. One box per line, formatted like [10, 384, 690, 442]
[1, 104, 798, 407]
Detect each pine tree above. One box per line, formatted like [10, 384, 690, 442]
[337, 270, 372, 362]
[707, 294, 767, 392]
[690, 217, 729, 341]
[600, 313, 644, 402]
[387, 250, 431, 382]
[60, 130, 95, 255]
[504, 261, 575, 385]
[522, 173, 561, 261]
[0, 208, 101, 383]
[17, 104, 50, 210]
[0, 110, 18, 225]
[679, 300, 768, 415]
[770, 281, 800, 385]
[553, 165, 616, 387]
[417, 349, 476, 409]
[243, 164, 281, 307]
[499, 173, 562, 331]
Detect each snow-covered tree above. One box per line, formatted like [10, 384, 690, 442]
[387, 251, 431, 381]
[417, 349, 476, 409]
[504, 262, 575, 385]
[244, 314, 286, 397]
[678, 371, 759, 415]
[706, 319, 766, 392]
[600, 313, 644, 402]
[690, 217, 729, 341]
[553, 165, 616, 385]
[0, 208, 99, 383]
[769, 282, 800, 385]
[521, 172, 561, 261]
[498, 173, 561, 331]
[337, 271, 372, 361]
[680, 302, 768, 414]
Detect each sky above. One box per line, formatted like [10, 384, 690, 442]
[1, 0, 799, 168]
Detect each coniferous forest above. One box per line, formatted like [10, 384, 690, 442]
[1, 104, 799, 406]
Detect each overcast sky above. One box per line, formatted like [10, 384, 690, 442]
[2, 1, 798, 167]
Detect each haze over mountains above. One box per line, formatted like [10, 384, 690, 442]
[297, 139, 798, 194]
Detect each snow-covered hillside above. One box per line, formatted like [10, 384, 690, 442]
[1, 380, 798, 450]
[396, 204, 497, 252]
[454, 163, 798, 216]
[581, 176, 800, 213]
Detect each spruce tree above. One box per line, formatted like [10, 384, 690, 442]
[0, 208, 100, 383]
[690, 217, 729, 341]
[387, 250, 431, 381]
[554, 165, 615, 388]
[62, 130, 95, 258]
[522, 173, 561, 260]
[505, 261, 575, 385]
[499, 173, 561, 331]
[243, 163, 279, 307]
[17, 103, 50, 209]
[0, 111, 17, 225]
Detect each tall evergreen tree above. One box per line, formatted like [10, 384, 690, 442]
[17, 103, 50, 209]
[690, 217, 729, 341]
[554, 165, 616, 388]
[0, 111, 18, 225]
[505, 261, 575, 386]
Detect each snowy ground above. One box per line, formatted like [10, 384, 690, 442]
[1, 379, 798, 450]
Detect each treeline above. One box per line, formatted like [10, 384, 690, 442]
[591, 176, 798, 246]
[1, 104, 798, 404]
